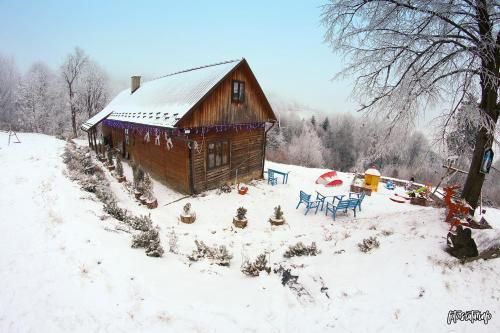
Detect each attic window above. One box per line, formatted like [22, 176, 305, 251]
[231, 80, 245, 103]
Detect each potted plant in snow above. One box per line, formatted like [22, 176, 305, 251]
[132, 164, 144, 199]
[140, 173, 158, 208]
[180, 202, 196, 224]
[106, 146, 115, 171]
[269, 205, 285, 226]
[233, 207, 248, 228]
[115, 154, 126, 183]
[97, 143, 106, 162]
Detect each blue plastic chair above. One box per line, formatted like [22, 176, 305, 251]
[267, 170, 278, 185]
[315, 191, 332, 211]
[326, 197, 359, 220]
[349, 192, 366, 211]
[296, 190, 321, 215]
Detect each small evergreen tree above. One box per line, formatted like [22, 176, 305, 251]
[133, 164, 145, 191]
[106, 145, 113, 165]
[115, 153, 124, 177]
[142, 172, 154, 201]
[274, 205, 283, 220]
[321, 117, 330, 132]
[236, 207, 247, 220]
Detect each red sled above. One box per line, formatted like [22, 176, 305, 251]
[316, 171, 343, 187]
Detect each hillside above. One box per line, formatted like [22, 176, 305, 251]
[0, 132, 499, 332]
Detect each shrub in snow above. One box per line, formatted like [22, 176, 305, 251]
[274, 205, 284, 220]
[168, 229, 178, 253]
[269, 205, 285, 225]
[95, 185, 115, 205]
[358, 237, 380, 253]
[128, 214, 153, 231]
[133, 164, 145, 191]
[273, 265, 312, 300]
[63, 144, 116, 204]
[106, 146, 114, 165]
[141, 173, 155, 201]
[217, 184, 232, 194]
[241, 253, 271, 277]
[115, 153, 124, 178]
[283, 242, 320, 258]
[131, 226, 164, 257]
[103, 202, 129, 222]
[180, 202, 196, 223]
[233, 206, 248, 228]
[188, 240, 233, 266]
[236, 207, 247, 220]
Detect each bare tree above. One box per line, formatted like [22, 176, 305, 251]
[78, 60, 109, 119]
[0, 55, 20, 128]
[61, 47, 88, 137]
[17, 62, 56, 133]
[322, 0, 499, 211]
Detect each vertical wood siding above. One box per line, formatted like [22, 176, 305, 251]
[107, 125, 190, 194]
[177, 64, 274, 128]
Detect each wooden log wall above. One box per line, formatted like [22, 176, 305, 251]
[190, 127, 265, 193]
[177, 63, 275, 128]
[106, 125, 190, 194]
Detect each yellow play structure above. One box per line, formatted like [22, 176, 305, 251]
[364, 167, 381, 192]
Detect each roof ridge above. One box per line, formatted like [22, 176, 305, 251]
[151, 58, 242, 81]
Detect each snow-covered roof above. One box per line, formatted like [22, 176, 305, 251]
[82, 59, 243, 131]
[81, 108, 114, 131]
[365, 168, 381, 176]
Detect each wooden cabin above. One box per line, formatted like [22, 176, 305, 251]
[81, 59, 277, 194]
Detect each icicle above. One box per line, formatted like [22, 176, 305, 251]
[144, 131, 150, 142]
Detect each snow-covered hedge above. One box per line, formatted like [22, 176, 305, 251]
[241, 253, 271, 276]
[131, 226, 165, 257]
[188, 240, 233, 266]
[358, 237, 380, 253]
[283, 242, 320, 258]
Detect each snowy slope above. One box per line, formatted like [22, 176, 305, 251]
[0, 132, 499, 333]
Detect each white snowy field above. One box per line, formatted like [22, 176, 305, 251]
[1, 132, 499, 333]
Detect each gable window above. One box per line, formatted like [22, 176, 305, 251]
[207, 141, 229, 170]
[231, 80, 245, 102]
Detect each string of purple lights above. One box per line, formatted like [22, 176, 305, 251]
[102, 119, 265, 136]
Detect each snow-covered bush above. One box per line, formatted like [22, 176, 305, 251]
[131, 226, 164, 257]
[141, 173, 155, 201]
[283, 242, 320, 258]
[358, 237, 380, 253]
[103, 202, 129, 222]
[115, 153, 124, 177]
[188, 240, 233, 266]
[133, 164, 145, 191]
[128, 214, 153, 231]
[106, 145, 113, 165]
[236, 207, 247, 220]
[217, 184, 232, 194]
[241, 253, 271, 276]
[274, 205, 284, 220]
[168, 229, 178, 253]
[63, 143, 116, 204]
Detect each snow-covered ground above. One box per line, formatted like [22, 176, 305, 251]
[1, 132, 499, 332]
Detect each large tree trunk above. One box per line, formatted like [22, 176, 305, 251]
[461, 83, 498, 212]
[462, 0, 499, 213]
[71, 108, 77, 138]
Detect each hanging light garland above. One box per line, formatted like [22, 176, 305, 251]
[102, 119, 265, 136]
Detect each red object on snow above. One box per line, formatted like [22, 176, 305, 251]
[237, 183, 248, 195]
[316, 171, 343, 187]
